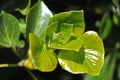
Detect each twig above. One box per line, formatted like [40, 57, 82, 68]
[25, 68, 38, 80]
[0, 63, 19, 68]
[11, 46, 22, 59]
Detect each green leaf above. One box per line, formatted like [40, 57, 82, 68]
[58, 46, 85, 71]
[16, 0, 31, 15]
[53, 23, 73, 44]
[29, 33, 58, 72]
[24, 49, 35, 70]
[58, 31, 104, 75]
[112, 0, 119, 7]
[49, 10, 85, 37]
[99, 13, 112, 40]
[19, 18, 26, 38]
[26, 0, 52, 45]
[0, 11, 20, 47]
[113, 14, 119, 25]
[48, 10, 85, 51]
[50, 39, 83, 51]
[84, 54, 116, 80]
[46, 21, 58, 39]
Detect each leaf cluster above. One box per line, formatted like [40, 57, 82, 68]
[0, 0, 105, 76]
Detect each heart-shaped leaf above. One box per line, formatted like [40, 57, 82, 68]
[0, 11, 20, 47]
[29, 33, 58, 72]
[58, 31, 104, 75]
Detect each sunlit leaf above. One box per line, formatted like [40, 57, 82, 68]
[24, 49, 35, 70]
[0, 11, 20, 47]
[29, 33, 58, 72]
[58, 31, 104, 75]
[50, 39, 82, 51]
[84, 54, 116, 80]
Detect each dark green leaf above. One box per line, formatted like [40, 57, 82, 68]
[112, 0, 119, 7]
[58, 31, 104, 75]
[29, 33, 58, 72]
[0, 11, 20, 47]
[26, 0, 52, 46]
[99, 13, 112, 40]
[113, 14, 119, 25]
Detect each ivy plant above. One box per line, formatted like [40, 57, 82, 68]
[0, 0, 105, 79]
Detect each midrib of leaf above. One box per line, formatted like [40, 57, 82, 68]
[0, 31, 7, 43]
[5, 26, 12, 46]
[37, 46, 51, 65]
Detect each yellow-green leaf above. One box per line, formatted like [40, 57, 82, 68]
[29, 33, 58, 72]
[58, 31, 104, 75]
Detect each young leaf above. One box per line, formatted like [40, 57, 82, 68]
[16, 0, 31, 15]
[49, 10, 85, 37]
[46, 21, 58, 39]
[50, 39, 83, 51]
[53, 23, 73, 44]
[26, 0, 52, 45]
[19, 19, 26, 38]
[24, 49, 35, 70]
[29, 33, 58, 72]
[0, 11, 20, 47]
[58, 31, 104, 75]
[48, 10, 85, 51]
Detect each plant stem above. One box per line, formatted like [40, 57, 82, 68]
[0, 63, 19, 68]
[11, 46, 21, 58]
[25, 68, 38, 80]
